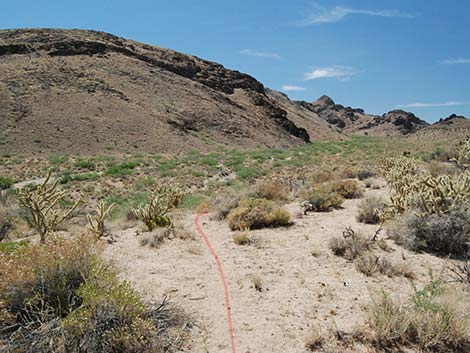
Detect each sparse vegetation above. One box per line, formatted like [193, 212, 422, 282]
[355, 254, 415, 279]
[363, 281, 470, 352]
[302, 186, 344, 213]
[227, 197, 291, 230]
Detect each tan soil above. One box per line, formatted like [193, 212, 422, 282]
[103, 186, 447, 353]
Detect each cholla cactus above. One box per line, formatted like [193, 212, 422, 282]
[452, 139, 470, 170]
[379, 157, 470, 220]
[87, 201, 115, 238]
[17, 170, 80, 243]
[132, 185, 185, 231]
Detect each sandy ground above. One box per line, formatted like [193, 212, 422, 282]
[103, 186, 448, 353]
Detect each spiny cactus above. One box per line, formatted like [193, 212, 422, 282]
[451, 139, 470, 170]
[17, 170, 80, 243]
[87, 201, 115, 238]
[379, 157, 470, 219]
[132, 185, 185, 231]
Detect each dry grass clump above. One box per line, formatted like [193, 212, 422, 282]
[364, 281, 470, 352]
[355, 254, 416, 279]
[387, 207, 470, 256]
[233, 231, 250, 245]
[357, 195, 385, 224]
[363, 178, 381, 189]
[253, 180, 289, 201]
[227, 198, 291, 231]
[0, 236, 190, 353]
[139, 220, 193, 248]
[329, 229, 371, 261]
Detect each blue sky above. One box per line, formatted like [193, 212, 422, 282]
[1, 0, 469, 122]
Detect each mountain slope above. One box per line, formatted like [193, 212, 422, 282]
[0, 28, 342, 155]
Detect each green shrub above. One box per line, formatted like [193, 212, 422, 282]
[387, 206, 470, 256]
[227, 198, 291, 230]
[0, 236, 189, 353]
[0, 176, 14, 190]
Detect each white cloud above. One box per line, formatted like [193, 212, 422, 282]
[240, 49, 281, 59]
[282, 85, 307, 92]
[303, 65, 356, 81]
[298, 4, 414, 25]
[397, 101, 470, 108]
[439, 58, 470, 65]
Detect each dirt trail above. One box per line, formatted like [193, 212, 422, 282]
[104, 186, 446, 353]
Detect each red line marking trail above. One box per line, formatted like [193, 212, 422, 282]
[194, 213, 237, 353]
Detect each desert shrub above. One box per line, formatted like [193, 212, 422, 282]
[253, 180, 289, 201]
[363, 177, 381, 189]
[233, 231, 250, 245]
[387, 206, 470, 256]
[0, 240, 29, 254]
[357, 195, 385, 224]
[451, 139, 470, 170]
[16, 170, 80, 243]
[0, 202, 11, 241]
[0, 176, 14, 190]
[139, 228, 172, 248]
[0, 236, 189, 353]
[327, 180, 364, 199]
[226, 198, 291, 230]
[133, 185, 185, 231]
[329, 229, 371, 261]
[210, 190, 243, 220]
[365, 281, 470, 352]
[356, 168, 376, 181]
[448, 258, 470, 285]
[302, 187, 344, 213]
[355, 254, 415, 278]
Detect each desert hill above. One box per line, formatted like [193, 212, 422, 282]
[1, 29, 341, 155]
[0, 29, 430, 155]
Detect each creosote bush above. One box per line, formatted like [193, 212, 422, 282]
[302, 187, 344, 213]
[364, 281, 470, 352]
[227, 198, 291, 231]
[0, 236, 189, 353]
[327, 180, 364, 199]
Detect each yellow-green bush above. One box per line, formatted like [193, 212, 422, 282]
[227, 198, 291, 230]
[327, 180, 364, 199]
[303, 187, 344, 212]
[0, 236, 189, 353]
